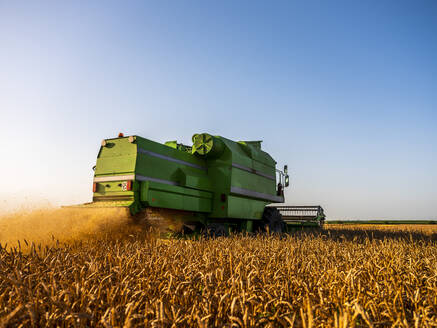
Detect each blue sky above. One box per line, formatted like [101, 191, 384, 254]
[1, 1, 436, 219]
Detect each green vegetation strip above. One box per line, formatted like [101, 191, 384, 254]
[327, 220, 437, 225]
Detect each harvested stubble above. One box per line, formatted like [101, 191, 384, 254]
[1, 225, 437, 327]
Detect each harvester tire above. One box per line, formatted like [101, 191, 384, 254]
[261, 207, 285, 234]
[204, 223, 228, 238]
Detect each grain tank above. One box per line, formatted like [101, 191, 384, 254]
[80, 133, 292, 234]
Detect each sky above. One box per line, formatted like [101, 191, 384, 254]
[0, 1, 436, 219]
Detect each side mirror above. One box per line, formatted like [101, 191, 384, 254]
[285, 175, 290, 187]
[284, 165, 288, 174]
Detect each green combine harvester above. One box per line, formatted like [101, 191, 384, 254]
[76, 133, 325, 234]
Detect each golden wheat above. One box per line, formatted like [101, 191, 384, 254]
[0, 214, 436, 327]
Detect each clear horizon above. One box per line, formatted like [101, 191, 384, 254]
[1, 1, 436, 220]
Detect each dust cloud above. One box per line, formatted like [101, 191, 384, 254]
[0, 207, 147, 250]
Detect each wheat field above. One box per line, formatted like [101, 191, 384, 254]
[0, 210, 436, 327]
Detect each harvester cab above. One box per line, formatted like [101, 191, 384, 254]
[69, 132, 323, 234]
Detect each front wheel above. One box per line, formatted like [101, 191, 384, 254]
[260, 207, 285, 234]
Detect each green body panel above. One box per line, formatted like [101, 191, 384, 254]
[90, 133, 285, 228]
[140, 181, 212, 212]
[95, 138, 137, 175]
[135, 137, 207, 187]
[227, 196, 266, 220]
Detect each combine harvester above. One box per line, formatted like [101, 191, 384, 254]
[74, 133, 325, 235]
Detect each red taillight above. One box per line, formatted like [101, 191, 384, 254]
[93, 182, 97, 192]
[126, 180, 132, 191]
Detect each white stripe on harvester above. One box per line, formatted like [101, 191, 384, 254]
[138, 148, 206, 171]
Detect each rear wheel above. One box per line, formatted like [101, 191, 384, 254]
[260, 207, 285, 234]
[203, 223, 228, 237]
